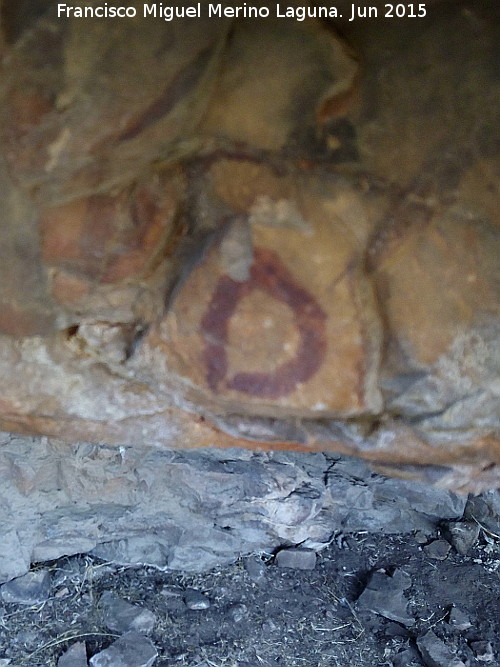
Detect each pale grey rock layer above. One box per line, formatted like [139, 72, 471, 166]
[0, 431, 483, 584]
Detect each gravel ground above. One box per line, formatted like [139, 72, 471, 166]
[1, 526, 499, 666]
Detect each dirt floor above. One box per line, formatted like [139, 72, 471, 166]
[1, 527, 499, 666]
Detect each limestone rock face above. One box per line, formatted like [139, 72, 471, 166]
[0, 432, 469, 583]
[149, 158, 382, 418]
[2, 6, 228, 202]
[0, 1, 499, 492]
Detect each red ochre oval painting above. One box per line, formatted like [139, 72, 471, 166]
[200, 247, 327, 399]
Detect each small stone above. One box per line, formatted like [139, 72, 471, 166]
[464, 492, 500, 535]
[58, 641, 88, 667]
[100, 591, 157, 634]
[89, 631, 157, 667]
[356, 569, 414, 626]
[227, 603, 247, 623]
[414, 530, 430, 544]
[448, 607, 472, 631]
[470, 640, 494, 662]
[0, 660, 11, 666]
[423, 540, 451, 561]
[416, 630, 466, 667]
[0, 569, 51, 605]
[243, 555, 267, 583]
[442, 521, 480, 554]
[275, 548, 317, 570]
[391, 569, 413, 589]
[184, 588, 211, 610]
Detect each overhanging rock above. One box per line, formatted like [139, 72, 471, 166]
[0, 1, 498, 492]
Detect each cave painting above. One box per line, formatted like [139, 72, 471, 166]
[201, 247, 327, 399]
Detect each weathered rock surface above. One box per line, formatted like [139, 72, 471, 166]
[89, 631, 157, 667]
[57, 641, 88, 667]
[464, 490, 500, 535]
[416, 629, 466, 667]
[442, 520, 480, 555]
[357, 568, 415, 626]
[100, 591, 157, 635]
[0, 1, 498, 491]
[0, 568, 51, 605]
[275, 548, 317, 570]
[183, 588, 211, 611]
[423, 540, 451, 561]
[0, 431, 474, 584]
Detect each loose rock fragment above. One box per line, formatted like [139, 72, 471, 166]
[0, 569, 51, 605]
[416, 630, 465, 667]
[423, 540, 451, 561]
[442, 521, 480, 554]
[447, 607, 472, 631]
[58, 641, 88, 667]
[100, 591, 157, 635]
[243, 555, 267, 583]
[227, 602, 247, 623]
[356, 569, 414, 626]
[275, 548, 317, 570]
[470, 640, 495, 663]
[414, 530, 430, 544]
[89, 631, 157, 667]
[464, 492, 500, 535]
[183, 588, 211, 610]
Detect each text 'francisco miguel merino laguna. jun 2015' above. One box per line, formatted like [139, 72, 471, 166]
[56, 3, 429, 22]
